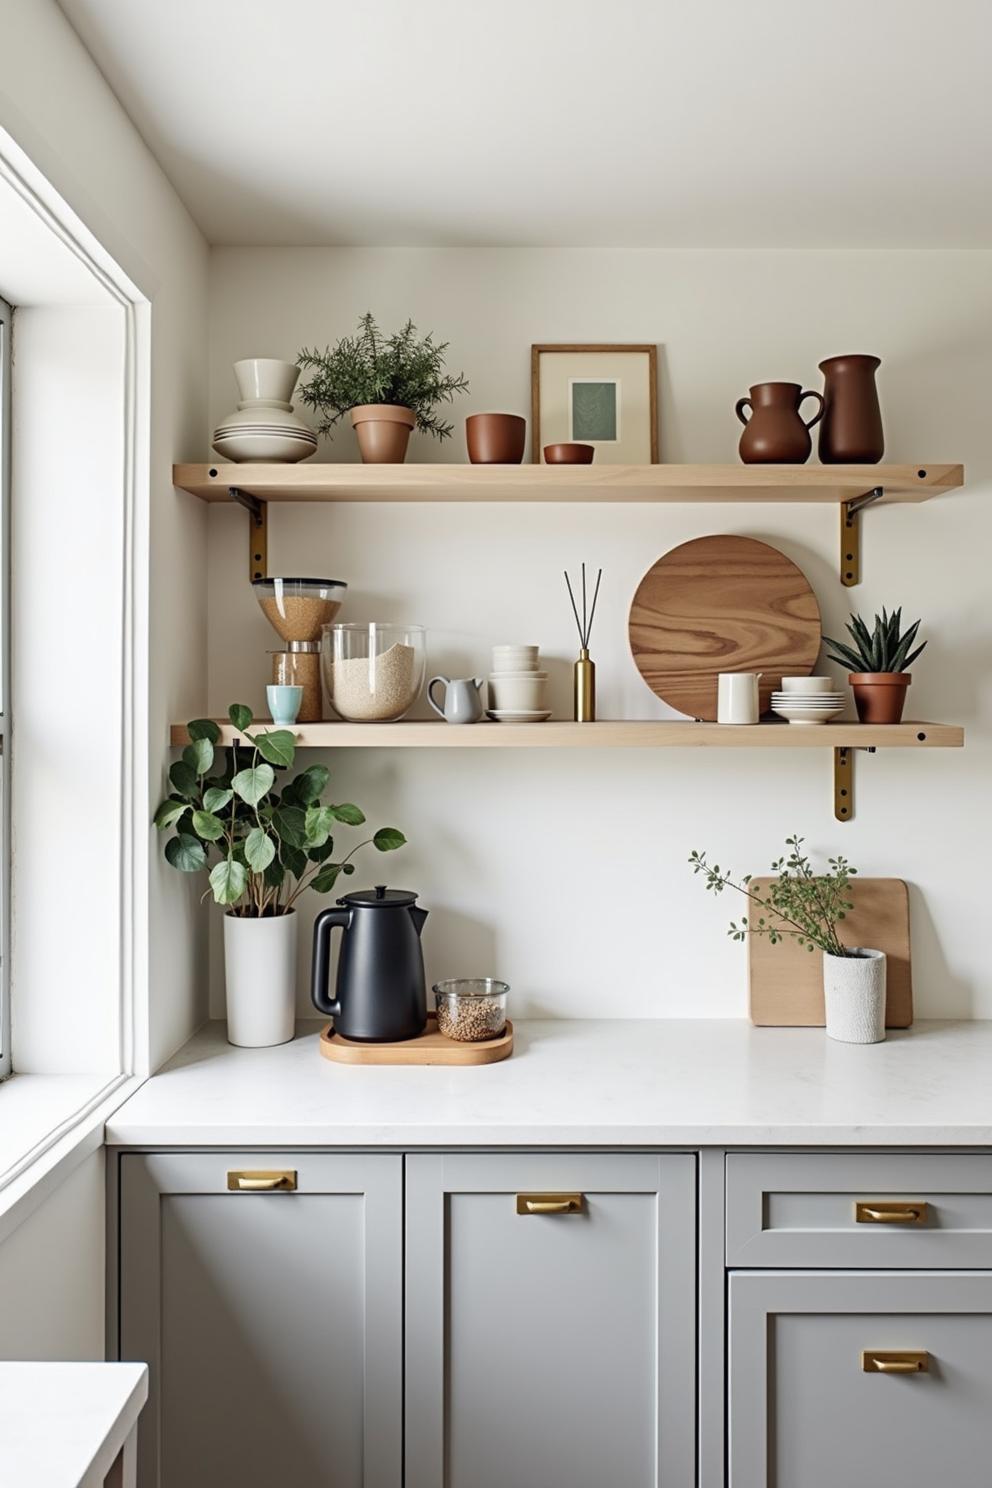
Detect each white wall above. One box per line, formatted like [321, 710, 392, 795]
[209, 247, 991, 1020]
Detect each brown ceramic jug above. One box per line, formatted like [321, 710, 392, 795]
[817, 354, 884, 464]
[736, 382, 824, 464]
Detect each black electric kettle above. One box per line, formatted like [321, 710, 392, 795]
[311, 886, 428, 1041]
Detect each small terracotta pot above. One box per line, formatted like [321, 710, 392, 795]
[466, 413, 526, 464]
[849, 672, 911, 724]
[544, 442, 594, 464]
[349, 404, 416, 463]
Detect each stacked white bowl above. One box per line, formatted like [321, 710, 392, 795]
[487, 645, 551, 722]
[212, 358, 318, 464]
[771, 676, 846, 726]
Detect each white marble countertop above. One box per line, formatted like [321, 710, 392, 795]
[105, 1019, 992, 1148]
[0, 1361, 147, 1487]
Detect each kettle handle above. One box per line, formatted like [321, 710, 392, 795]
[310, 907, 351, 1018]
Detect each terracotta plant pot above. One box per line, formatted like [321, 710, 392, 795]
[818, 354, 884, 464]
[466, 413, 526, 464]
[850, 672, 911, 724]
[349, 404, 416, 463]
[544, 442, 594, 464]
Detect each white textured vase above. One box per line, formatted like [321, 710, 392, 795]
[223, 909, 297, 1048]
[822, 948, 887, 1044]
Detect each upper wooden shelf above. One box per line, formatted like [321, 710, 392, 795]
[170, 720, 963, 750]
[174, 462, 963, 505]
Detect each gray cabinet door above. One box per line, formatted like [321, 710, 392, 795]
[729, 1270, 992, 1488]
[405, 1152, 695, 1488]
[119, 1152, 402, 1488]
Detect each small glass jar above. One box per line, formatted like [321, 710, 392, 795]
[433, 979, 509, 1042]
[322, 623, 426, 722]
[272, 642, 322, 722]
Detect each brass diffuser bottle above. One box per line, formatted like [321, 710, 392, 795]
[564, 563, 602, 723]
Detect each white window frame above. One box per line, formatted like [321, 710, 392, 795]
[0, 295, 9, 1081]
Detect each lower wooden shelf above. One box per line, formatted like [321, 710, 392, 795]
[170, 719, 963, 749]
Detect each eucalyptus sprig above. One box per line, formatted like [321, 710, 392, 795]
[298, 312, 469, 440]
[155, 704, 406, 916]
[689, 834, 858, 957]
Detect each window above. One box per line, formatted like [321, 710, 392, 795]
[0, 296, 9, 1080]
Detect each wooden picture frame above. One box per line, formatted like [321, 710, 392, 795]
[531, 343, 659, 463]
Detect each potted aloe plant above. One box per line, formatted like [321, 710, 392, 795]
[155, 706, 406, 1048]
[297, 312, 469, 463]
[822, 606, 927, 724]
[690, 836, 886, 1043]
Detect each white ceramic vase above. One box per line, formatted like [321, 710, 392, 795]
[223, 909, 297, 1048]
[212, 357, 317, 464]
[822, 948, 886, 1044]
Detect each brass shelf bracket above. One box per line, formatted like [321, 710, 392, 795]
[834, 746, 854, 821]
[229, 487, 268, 581]
[840, 486, 884, 587]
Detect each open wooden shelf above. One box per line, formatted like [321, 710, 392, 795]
[174, 462, 963, 504]
[170, 720, 963, 750]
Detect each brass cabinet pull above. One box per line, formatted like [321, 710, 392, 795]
[862, 1350, 929, 1374]
[515, 1193, 584, 1215]
[855, 1201, 928, 1226]
[227, 1170, 297, 1192]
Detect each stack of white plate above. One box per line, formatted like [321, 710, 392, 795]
[771, 691, 846, 725]
[212, 416, 317, 464]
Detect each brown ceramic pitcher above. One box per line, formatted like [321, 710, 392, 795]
[818, 354, 884, 464]
[736, 382, 824, 464]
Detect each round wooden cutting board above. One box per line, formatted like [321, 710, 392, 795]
[628, 535, 821, 719]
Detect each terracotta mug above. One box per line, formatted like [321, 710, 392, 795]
[736, 382, 825, 464]
[466, 413, 526, 464]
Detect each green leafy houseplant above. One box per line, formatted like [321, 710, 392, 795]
[155, 705, 406, 916]
[689, 835, 859, 957]
[822, 606, 927, 675]
[297, 312, 470, 440]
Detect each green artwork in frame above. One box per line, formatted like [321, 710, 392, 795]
[570, 380, 619, 442]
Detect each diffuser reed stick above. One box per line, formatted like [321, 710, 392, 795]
[564, 563, 602, 722]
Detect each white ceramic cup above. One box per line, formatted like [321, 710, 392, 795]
[781, 675, 838, 694]
[489, 673, 548, 711]
[492, 644, 539, 673]
[717, 672, 761, 724]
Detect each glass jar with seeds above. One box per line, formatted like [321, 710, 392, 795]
[433, 979, 509, 1042]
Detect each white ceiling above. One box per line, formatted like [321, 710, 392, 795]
[58, 0, 992, 248]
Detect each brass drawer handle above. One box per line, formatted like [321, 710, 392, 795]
[862, 1350, 929, 1374]
[227, 1170, 297, 1192]
[855, 1201, 928, 1226]
[516, 1193, 584, 1215]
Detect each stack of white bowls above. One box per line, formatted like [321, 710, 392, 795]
[487, 645, 551, 723]
[212, 358, 318, 464]
[772, 676, 846, 725]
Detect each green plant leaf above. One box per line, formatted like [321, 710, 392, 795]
[253, 729, 296, 769]
[244, 826, 276, 873]
[154, 798, 189, 831]
[165, 833, 207, 873]
[307, 839, 335, 864]
[373, 827, 406, 852]
[280, 844, 308, 879]
[187, 719, 221, 745]
[183, 738, 215, 777]
[169, 760, 199, 800]
[331, 803, 365, 826]
[228, 703, 253, 732]
[191, 809, 225, 842]
[304, 805, 336, 848]
[311, 863, 342, 894]
[290, 765, 330, 805]
[263, 858, 285, 889]
[209, 857, 247, 905]
[202, 786, 233, 813]
[273, 804, 307, 848]
[232, 763, 275, 807]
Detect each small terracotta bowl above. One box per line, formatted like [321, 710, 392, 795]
[543, 442, 595, 464]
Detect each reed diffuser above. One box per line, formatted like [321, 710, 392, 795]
[564, 563, 602, 722]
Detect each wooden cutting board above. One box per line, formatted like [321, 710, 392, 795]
[747, 877, 912, 1027]
[628, 534, 821, 719]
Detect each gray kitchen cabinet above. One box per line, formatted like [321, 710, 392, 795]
[118, 1152, 402, 1488]
[404, 1152, 696, 1488]
[729, 1270, 992, 1488]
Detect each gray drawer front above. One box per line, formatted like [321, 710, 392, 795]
[727, 1153, 992, 1267]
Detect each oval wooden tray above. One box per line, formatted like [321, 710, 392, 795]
[319, 1016, 514, 1066]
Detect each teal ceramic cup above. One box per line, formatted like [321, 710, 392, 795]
[266, 684, 303, 727]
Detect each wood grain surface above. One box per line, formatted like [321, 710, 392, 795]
[628, 534, 822, 719]
[319, 1017, 514, 1065]
[747, 877, 912, 1027]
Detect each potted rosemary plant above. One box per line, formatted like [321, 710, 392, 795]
[155, 706, 406, 1047]
[690, 835, 886, 1043]
[822, 606, 926, 724]
[297, 313, 469, 463]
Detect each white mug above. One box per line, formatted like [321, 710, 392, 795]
[717, 672, 762, 724]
